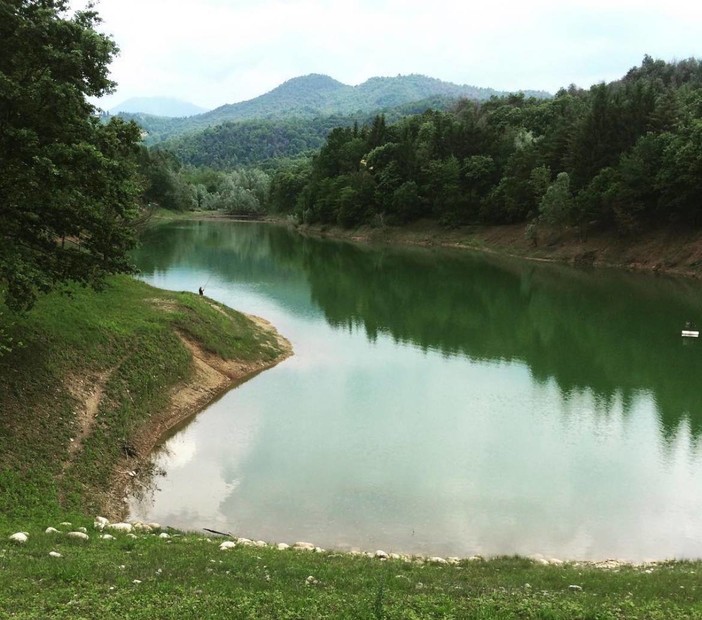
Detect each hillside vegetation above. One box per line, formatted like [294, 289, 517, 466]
[116, 73, 550, 145]
[268, 57, 702, 238]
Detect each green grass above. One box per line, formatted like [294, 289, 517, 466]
[2, 530, 702, 619]
[2, 275, 702, 618]
[0, 276, 286, 524]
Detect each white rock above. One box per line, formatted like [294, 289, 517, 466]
[314, 547, 325, 553]
[9, 532, 28, 544]
[132, 579, 142, 585]
[45, 527, 60, 535]
[159, 533, 170, 539]
[428, 556, 448, 565]
[549, 558, 564, 566]
[107, 522, 133, 534]
[94, 516, 109, 530]
[468, 555, 483, 562]
[236, 538, 254, 547]
[60, 522, 72, 528]
[276, 543, 290, 551]
[77, 527, 88, 534]
[569, 584, 583, 592]
[219, 541, 237, 551]
[305, 575, 319, 585]
[100, 534, 115, 540]
[147, 523, 162, 531]
[375, 550, 389, 560]
[254, 540, 267, 547]
[293, 541, 315, 551]
[49, 551, 62, 558]
[389, 553, 402, 560]
[133, 523, 153, 533]
[126, 533, 137, 539]
[447, 557, 461, 565]
[67, 532, 89, 541]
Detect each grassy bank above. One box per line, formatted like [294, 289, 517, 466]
[3, 526, 702, 619]
[0, 276, 288, 526]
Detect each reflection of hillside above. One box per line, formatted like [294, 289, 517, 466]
[295, 238, 702, 439]
[135, 221, 702, 439]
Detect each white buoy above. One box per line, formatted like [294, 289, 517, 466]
[682, 330, 699, 338]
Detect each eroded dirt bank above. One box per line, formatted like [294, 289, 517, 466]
[292, 219, 702, 279]
[103, 312, 292, 519]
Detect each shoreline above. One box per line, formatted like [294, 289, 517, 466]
[104, 310, 293, 521]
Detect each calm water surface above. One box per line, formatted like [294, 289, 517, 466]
[129, 221, 702, 561]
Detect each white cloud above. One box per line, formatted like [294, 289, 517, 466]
[68, 0, 701, 110]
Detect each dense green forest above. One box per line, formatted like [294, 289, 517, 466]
[265, 56, 702, 235]
[156, 97, 463, 168]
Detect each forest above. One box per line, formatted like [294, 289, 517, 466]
[263, 56, 702, 236]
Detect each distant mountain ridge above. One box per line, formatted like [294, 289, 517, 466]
[109, 97, 207, 117]
[119, 73, 551, 144]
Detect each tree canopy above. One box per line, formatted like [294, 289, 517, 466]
[270, 57, 702, 234]
[0, 0, 143, 310]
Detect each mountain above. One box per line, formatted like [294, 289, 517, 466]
[120, 74, 551, 144]
[109, 97, 207, 117]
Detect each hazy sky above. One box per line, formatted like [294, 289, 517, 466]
[75, 0, 701, 111]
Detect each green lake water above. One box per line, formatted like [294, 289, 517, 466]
[129, 220, 702, 561]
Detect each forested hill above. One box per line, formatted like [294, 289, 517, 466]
[117, 73, 551, 144]
[159, 96, 462, 169]
[268, 56, 702, 236]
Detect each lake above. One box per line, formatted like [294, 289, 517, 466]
[129, 220, 702, 561]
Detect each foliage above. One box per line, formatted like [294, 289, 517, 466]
[271, 57, 702, 233]
[0, 0, 143, 311]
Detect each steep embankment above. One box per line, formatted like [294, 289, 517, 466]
[293, 219, 702, 279]
[0, 276, 291, 525]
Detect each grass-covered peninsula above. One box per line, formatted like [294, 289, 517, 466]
[1, 274, 702, 619]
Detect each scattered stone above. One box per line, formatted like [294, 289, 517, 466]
[375, 550, 389, 560]
[94, 516, 109, 530]
[276, 543, 290, 551]
[159, 533, 170, 539]
[45, 527, 60, 535]
[107, 522, 133, 534]
[219, 541, 237, 551]
[549, 558, 564, 566]
[236, 538, 254, 547]
[49, 551, 62, 558]
[389, 553, 401, 560]
[428, 556, 448, 565]
[416, 582, 425, 590]
[305, 575, 319, 586]
[60, 522, 72, 528]
[133, 523, 153, 533]
[314, 547, 325, 553]
[254, 540, 267, 548]
[147, 522, 162, 531]
[293, 542, 315, 551]
[100, 534, 115, 541]
[67, 531, 89, 541]
[77, 527, 88, 534]
[569, 584, 583, 592]
[468, 555, 483, 562]
[126, 533, 137, 539]
[132, 579, 142, 585]
[9, 533, 28, 544]
[447, 557, 461, 565]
